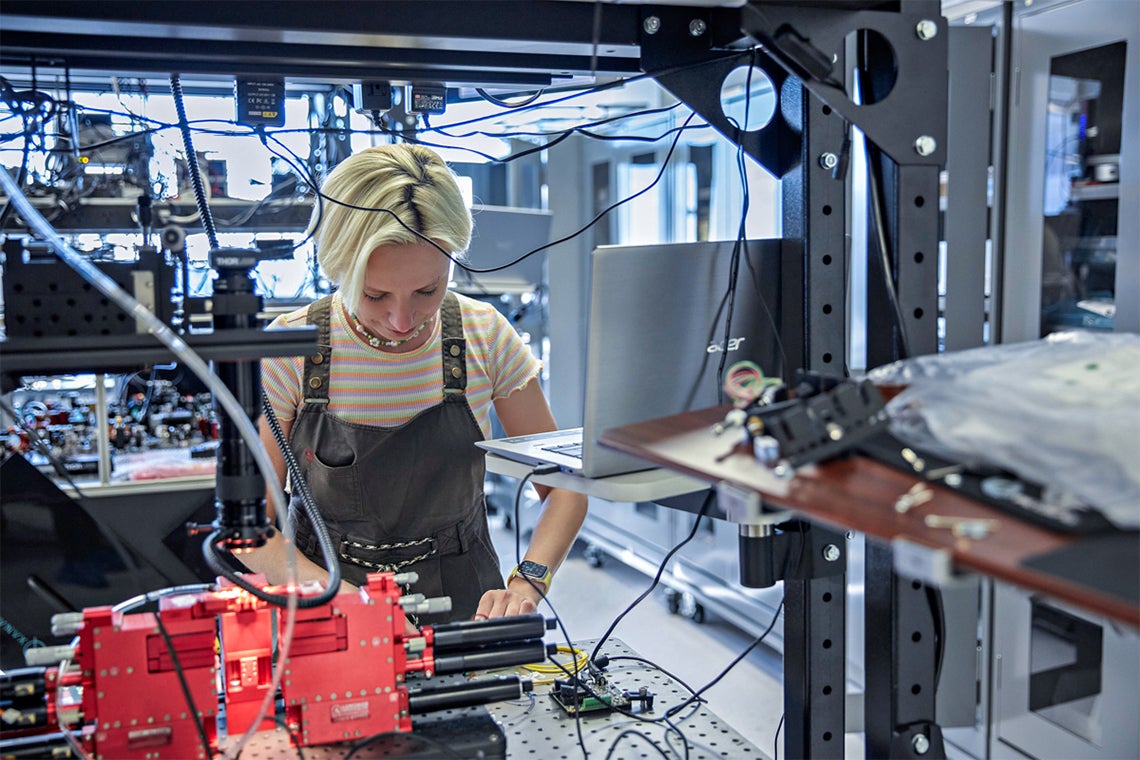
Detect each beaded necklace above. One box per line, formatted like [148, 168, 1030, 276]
[349, 310, 435, 349]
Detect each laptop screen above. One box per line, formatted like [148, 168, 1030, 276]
[580, 238, 802, 478]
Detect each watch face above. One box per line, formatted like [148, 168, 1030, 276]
[518, 560, 548, 578]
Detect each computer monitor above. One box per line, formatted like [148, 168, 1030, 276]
[462, 205, 553, 287]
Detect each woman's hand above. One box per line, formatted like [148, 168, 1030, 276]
[472, 581, 542, 620]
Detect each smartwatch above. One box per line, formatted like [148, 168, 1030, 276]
[508, 559, 552, 590]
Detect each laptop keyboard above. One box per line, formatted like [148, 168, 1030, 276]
[541, 442, 583, 459]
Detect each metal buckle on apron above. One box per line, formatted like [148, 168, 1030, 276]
[338, 536, 438, 572]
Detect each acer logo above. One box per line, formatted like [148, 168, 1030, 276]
[707, 337, 747, 353]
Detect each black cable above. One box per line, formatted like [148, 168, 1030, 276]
[741, 247, 790, 382]
[663, 599, 784, 721]
[681, 57, 775, 409]
[170, 73, 219, 250]
[662, 717, 692, 760]
[506, 468, 720, 756]
[510, 466, 590, 759]
[200, 398, 342, 610]
[866, 139, 912, 361]
[264, 113, 695, 271]
[422, 50, 751, 137]
[854, 55, 911, 361]
[927, 585, 946, 688]
[153, 609, 214, 759]
[603, 729, 673, 760]
[604, 656, 704, 700]
[425, 101, 685, 142]
[512, 475, 712, 757]
[714, 239, 744, 404]
[415, 70, 654, 134]
[640, 526, 802, 726]
[272, 716, 306, 760]
[681, 282, 734, 413]
[259, 132, 323, 254]
[474, 87, 546, 109]
[711, 51, 757, 398]
[270, 110, 696, 278]
[416, 117, 706, 166]
[774, 712, 784, 760]
[261, 396, 343, 597]
[588, 490, 715, 665]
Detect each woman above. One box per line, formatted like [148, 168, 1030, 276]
[242, 143, 587, 624]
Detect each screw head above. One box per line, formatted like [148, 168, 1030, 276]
[912, 733, 931, 755]
[819, 152, 839, 170]
[643, 16, 661, 35]
[822, 544, 841, 562]
[689, 19, 707, 37]
[916, 20, 938, 40]
[914, 135, 937, 156]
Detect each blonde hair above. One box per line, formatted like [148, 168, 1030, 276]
[310, 144, 472, 310]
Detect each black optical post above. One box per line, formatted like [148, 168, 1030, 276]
[209, 248, 273, 551]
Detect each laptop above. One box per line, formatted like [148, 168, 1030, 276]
[476, 238, 801, 478]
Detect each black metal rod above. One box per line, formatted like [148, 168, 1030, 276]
[407, 676, 526, 714]
[0, 731, 72, 757]
[431, 641, 552, 676]
[430, 613, 548, 652]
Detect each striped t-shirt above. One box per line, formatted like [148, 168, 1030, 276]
[262, 291, 542, 438]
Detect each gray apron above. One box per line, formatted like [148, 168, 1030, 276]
[288, 292, 504, 622]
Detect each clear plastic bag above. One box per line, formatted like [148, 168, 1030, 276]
[868, 331, 1140, 528]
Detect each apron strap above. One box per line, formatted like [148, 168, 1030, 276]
[302, 294, 334, 405]
[440, 291, 467, 395]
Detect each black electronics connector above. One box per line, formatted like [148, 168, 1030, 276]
[408, 83, 447, 114]
[352, 81, 392, 113]
[234, 78, 285, 127]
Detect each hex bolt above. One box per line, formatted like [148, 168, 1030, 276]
[915, 20, 938, 40]
[689, 19, 707, 37]
[914, 135, 937, 156]
[819, 152, 839, 171]
[643, 16, 661, 35]
[912, 733, 931, 755]
[822, 544, 841, 562]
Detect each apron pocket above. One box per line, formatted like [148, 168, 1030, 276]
[303, 457, 363, 520]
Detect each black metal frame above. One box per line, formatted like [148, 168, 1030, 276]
[865, 542, 947, 758]
[0, 3, 949, 757]
[739, 521, 849, 759]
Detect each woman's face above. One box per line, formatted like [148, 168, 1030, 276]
[353, 240, 451, 352]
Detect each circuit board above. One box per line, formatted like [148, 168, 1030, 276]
[549, 675, 631, 716]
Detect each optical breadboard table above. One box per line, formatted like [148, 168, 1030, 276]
[242, 638, 766, 759]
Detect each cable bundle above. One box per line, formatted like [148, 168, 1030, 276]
[723, 360, 782, 407]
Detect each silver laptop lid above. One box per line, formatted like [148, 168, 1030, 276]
[581, 238, 798, 478]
